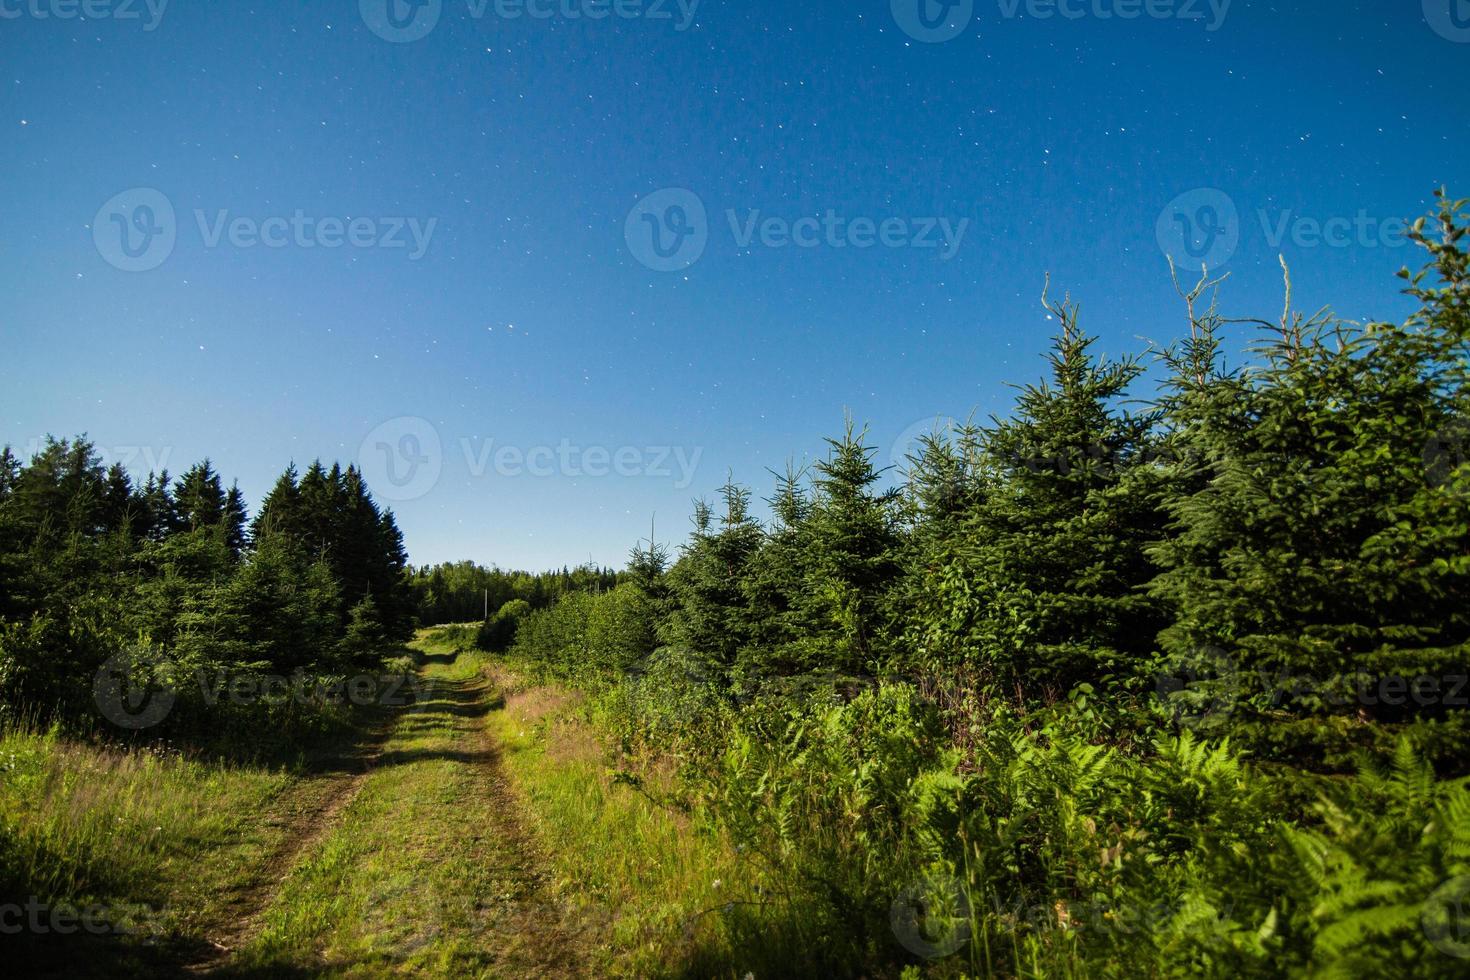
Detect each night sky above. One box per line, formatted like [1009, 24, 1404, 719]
[2, 1, 1466, 568]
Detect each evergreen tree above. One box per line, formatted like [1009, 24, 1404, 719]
[337, 594, 390, 669]
[916, 295, 1167, 692]
[174, 461, 227, 533]
[223, 483, 249, 559]
[666, 482, 764, 682]
[1151, 196, 1470, 762]
[792, 420, 903, 676]
[736, 463, 815, 678]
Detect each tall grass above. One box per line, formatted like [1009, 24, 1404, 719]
[485, 661, 785, 978]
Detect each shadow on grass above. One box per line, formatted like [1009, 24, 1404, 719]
[5, 645, 541, 979]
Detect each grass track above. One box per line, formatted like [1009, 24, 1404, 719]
[225, 638, 587, 978]
[4, 630, 749, 978]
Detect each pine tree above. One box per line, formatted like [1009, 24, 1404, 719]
[666, 481, 764, 682]
[1150, 195, 1470, 763]
[174, 461, 226, 533]
[791, 420, 902, 676]
[920, 293, 1167, 693]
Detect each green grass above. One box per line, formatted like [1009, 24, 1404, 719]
[484, 661, 775, 978]
[0, 723, 295, 973]
[0, 628, 798, 977]
[234, 634, 584, 977]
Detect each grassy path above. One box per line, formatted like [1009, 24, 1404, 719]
[214, 638, 586, 978]
[6, 631, 737, 978]
[182, 711, 393, 972]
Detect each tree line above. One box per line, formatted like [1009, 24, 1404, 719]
[493, 192, 1470, 975]
[0, 448, 415, 735]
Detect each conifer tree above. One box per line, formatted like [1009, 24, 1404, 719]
[791, 421, 902, 676]
[666, 481, 764, 681]
[223, 483, 248, 559]
[737, 463, 815, 678]
[174, 461, 226, 533]
[922, 293, 1167, 692]
[1150, 195, 1470, 760]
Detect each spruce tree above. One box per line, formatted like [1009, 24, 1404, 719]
[1150, 195, 1470, 763]
[791, 420, 902, 677]
[923, 294, 1167, 693]
[737, 463, 815, 679]
[666, 481, 764, 682]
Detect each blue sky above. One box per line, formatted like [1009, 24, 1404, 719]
[2, 0, 1466, 569]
